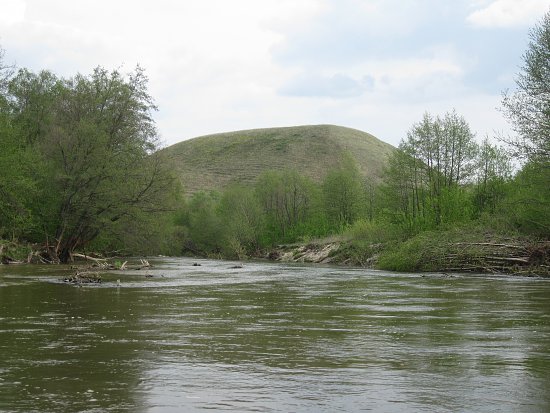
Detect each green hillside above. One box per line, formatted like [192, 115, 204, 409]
[159, 124, 395, 195]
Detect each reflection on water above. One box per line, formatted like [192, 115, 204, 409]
[1, 258, 549, 412]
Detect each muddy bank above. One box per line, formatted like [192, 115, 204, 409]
[265, 242, 340, 264]
[262, 240, 380, 267]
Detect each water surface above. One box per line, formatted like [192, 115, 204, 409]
[1, 258, 549, 412]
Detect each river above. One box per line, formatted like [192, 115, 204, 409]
[1, 258, 549, 412]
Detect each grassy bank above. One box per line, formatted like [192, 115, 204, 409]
[376, 229, 549, 276]
[0, 240, 33, 264]
[263, 223, 550, 277]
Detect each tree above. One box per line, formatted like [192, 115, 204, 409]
[0, 48, 39, 239]
[502, 10, 550, 161]
[256, 170, 315, 241]
[381, 147, 423, 229]
[8, 66, 175, 262]
[383, 110, 478, 229]
[500, 11, 550, 238]
[185, 191, 223, 254]
[0, 47, 14, 96]
[504, 162, 550, 236]
[322, 158, 364, 229]
[8, 69, 61, 145]
[472, 137, 512, 215]
[218, 185, 263, 257]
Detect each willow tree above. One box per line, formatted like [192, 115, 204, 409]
[9, 66, 175, 262]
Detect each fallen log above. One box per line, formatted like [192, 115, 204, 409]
[72, 253, 108, 263]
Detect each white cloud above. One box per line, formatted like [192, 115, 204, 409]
[0, 0, 520, 146]
[0, 0, 26, 25]
[467, 0, 550, 28]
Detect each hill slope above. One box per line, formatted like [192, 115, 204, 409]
[159, 124, 394, 195]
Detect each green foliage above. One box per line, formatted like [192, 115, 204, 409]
[502, 10, 550, 161]
[322, 156, 364, 230]
[0, 239, 32, 262]
[472, 138, 512, 216]
[218, 185, 263, 258]
[0, 56, 42, 239]
[0, 48, 177, 261]
[503, 161, 550, 237]
[345, 218, 402, 244]
[185, 192, 224, 254]
[256, 170, 321, 243]
[381, 110, 480, 232]
[498, 11, 550, 239]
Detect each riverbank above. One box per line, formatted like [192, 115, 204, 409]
[261, 231, 550, 277]
[3, 232, 549, 277]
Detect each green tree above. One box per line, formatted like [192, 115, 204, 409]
[383, 110, 478, 229]
[8, 69, 60, 145]
[504, 162, 550, 236]
[256, 170, 316, 241]
[502, 10, 550, 161]
[472, 137, 512, 215]
[218, 185, 263, 257]
[380, 147, 425, 230]
[500, 11, 550, 237]
[185, 191, 223, 254]
[0, 48, 40, 239]
[322, 158, 364, 229]
[8, 66, 175, 262]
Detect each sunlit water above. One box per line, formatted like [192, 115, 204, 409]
[1, 258, 549, 412]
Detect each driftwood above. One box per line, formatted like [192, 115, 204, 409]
[426, 240, 550, 276]
[117, 259, 151, 270]
[72, 253, 108, 264]
[63, 270, 102, 284]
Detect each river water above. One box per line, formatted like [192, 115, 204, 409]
[1, 258, 549, 412]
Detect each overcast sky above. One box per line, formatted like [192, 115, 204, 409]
[1, 0, 549, 147]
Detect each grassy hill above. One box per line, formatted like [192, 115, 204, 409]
[159, 124, 395, 195]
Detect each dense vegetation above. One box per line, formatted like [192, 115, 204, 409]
[1, 11, 548, 274]
[0, 55, 178, 262]
[167, 12, 549, 273]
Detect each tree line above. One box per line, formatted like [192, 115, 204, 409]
[1, 10, 548, 264]
[174, 10, 549, 259]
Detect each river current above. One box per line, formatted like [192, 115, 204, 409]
[1, 258, 549, 412]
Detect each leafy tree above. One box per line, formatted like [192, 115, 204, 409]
[499, 11, 550, 238]
[185, 191, 223, 254]
[8, 69, 60, 145]
[322, 158, 364, 229]
[256, 170, 316, 241]
[218, 185, 263, 257]
[504, 161, 550, 236]
[383, 110, 478, 229]
[0, 47, 14, 95]
[502, 10, 550, 161]
[472, 137, 512, 215]
[363, 177, 381, 222]
[380, 147, 427, 230]
[0, 49, 39, 239]
[7, 66, 175, 262]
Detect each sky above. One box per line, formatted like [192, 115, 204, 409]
[1, 0, 549, 147]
